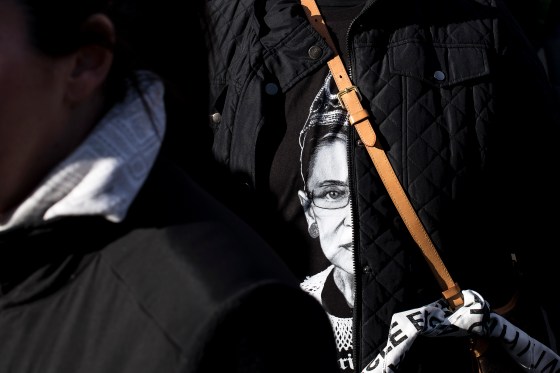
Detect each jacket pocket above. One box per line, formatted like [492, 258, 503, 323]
[388, 42, 490, 87]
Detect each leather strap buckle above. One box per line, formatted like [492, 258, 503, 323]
[337, 85, 361, 110]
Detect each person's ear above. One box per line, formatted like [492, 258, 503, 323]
[65, 14, 115, 105]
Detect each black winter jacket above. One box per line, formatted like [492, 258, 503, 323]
[205, 0, 560, 371]
[0, 155, 339, 373]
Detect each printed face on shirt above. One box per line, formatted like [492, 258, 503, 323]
[302, 135, 354, 275]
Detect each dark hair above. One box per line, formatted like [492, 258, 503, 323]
[18, 1, 112, 54]
[17, 0, 137, 102]
[17, 0, 208, 99]
[17, 0, 212, 180]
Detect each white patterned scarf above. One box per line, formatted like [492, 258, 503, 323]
[362, 289, 560, 373]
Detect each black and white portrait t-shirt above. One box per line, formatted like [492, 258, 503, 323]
[297, 73, 354, 372]
[267, 2, 364, 372]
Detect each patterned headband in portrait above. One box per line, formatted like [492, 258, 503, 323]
[299, 72, 349, 193]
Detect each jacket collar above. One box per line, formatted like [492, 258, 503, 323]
[257, 0, 335, 91]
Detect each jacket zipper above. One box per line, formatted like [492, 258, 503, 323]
[345, 0, 376, 371]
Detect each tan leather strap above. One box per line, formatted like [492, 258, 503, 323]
[300, 0, 463, 309]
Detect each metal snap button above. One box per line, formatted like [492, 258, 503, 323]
[308, 45, 323, 60]
[433, 70, 446, 81]
[265, 82, 279, 95]
[210, 112, 222, 124]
